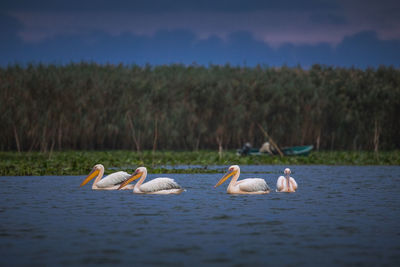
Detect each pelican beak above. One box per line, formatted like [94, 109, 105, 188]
[80, 168, 100, 187]
[214, 169, 237, 188]
[118, 170, 142, 190]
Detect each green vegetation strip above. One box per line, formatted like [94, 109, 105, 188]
[2, 64, 400, 152]
[0, 150, 399, 176]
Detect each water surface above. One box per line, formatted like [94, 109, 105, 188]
[1, 165, 400, 266]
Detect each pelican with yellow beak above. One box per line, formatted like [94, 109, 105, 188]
[80, 164, 134, 190]
[118, 167, 184, 194]
[214, 165, 270, 194]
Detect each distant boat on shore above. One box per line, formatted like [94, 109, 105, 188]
[237, 145, 313, 156]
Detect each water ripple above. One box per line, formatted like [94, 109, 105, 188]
[0, 166, 399, 266]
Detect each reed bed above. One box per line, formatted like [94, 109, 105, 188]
[1, 63, 399, 152]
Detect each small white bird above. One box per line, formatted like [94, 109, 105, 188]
[80, 164, 134, 190]
[118, 167, 184, 194]
[214, 165, 270, 194]
[276, 168, 298, 192]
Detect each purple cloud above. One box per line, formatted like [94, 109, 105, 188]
[6, 0, 400, 47]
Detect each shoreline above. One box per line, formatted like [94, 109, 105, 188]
[1, 150, 399, 176]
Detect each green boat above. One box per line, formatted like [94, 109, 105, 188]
[237, 145, 313, 156]
[281, 145, 314, 156]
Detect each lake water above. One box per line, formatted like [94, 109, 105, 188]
[1, 165, 400, 266]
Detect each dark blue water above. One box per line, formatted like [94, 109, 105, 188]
[1, 165, 400, 266]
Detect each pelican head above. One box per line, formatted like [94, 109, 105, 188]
[214, 165, 240, 188]
[117, 167, 146, 190]
[80, 164, 103, 187]
[284, 168, 291, 178]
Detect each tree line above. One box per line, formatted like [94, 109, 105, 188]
[1, 63, 399, 152]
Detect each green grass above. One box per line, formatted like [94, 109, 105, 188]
[0, 150, 399, 176]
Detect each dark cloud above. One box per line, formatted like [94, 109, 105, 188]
[0, 12, 22, 40]
[334, 31, 400, 67]
[0, 13, 23, 61]
[3, 0, 338, 13]
[1, 26, 399, 68]
[5, 0, 400, 47]
[2, 1, 399, 67]
[309, 13, 347, 25]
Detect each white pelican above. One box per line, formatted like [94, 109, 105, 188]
[118, 167, 184, 194]
[276, 168, 298, 192]
[214, 165, 270, 194]
[80, 164, 134, 190]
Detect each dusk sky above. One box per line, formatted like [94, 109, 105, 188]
[1, 0, 400, 67]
